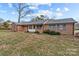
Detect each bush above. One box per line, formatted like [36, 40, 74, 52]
[27, 31, 29, 32]
[43, 30, 60, 35]
[43, 30, 50, 34]
[0, 28, 10, 30]
[3, 22, 9, 29]
[35, 31, 40, 34]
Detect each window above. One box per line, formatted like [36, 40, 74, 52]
[48, 24, 56, 30]
[37, 25, 42, 29]
[48, 24, 66, 30]
[57, 24, 66, 30]
[29, 25, 32, 29]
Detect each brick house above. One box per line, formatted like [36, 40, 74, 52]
[11, 18, 77, 35]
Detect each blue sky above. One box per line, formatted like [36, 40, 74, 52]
[0, 3, 79, 22]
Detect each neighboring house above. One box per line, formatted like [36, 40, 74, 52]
[75, 23, 79, 30]
[11, 18, 77, 35]
[74, 23, 79, 36]
[7, 22, 12, 30]
[0, 22, 4, 28]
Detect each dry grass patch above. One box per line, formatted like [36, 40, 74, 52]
[0, 30, 79, 55]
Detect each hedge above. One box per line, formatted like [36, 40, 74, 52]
[43, 30, 60, 35]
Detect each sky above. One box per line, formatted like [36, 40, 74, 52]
[0, 3, 79, 22]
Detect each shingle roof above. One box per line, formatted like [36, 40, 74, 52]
[15, 18, 77, 25]
[15, 20, 46, 25]
[47, 18, 77, 24]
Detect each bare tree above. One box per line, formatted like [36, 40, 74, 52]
[13, 3, 32, 23]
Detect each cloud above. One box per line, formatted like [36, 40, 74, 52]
[55, 12, 63, 17]
[29, 6, 38, 9]
[26, 14, 31, 17]
[39, 10, 53, 15]
[64, 7, 70, 12]
[8, 3, 13, 8]
[56, 8, 61, 12]
[29, 3, 39, 9]
[32, 13, 41, 17]
[11, 11, 16, 15]
[56, 7, 69, 12]
[29, 3, 52, 10]
[48, 3, 52, 7]
[0, 10, 7, 13]
[36, 3, 52, 7]
[55, 8, 65, 17]
[32, 10, 53, 18]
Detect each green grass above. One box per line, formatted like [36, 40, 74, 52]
[0, 30, 79, 56]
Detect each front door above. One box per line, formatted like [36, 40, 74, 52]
[28, 25, 36, 32]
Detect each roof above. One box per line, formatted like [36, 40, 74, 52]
[15, 20, 46, 25]
[14, 18, 77, 25]
[47, 18, 77, 24]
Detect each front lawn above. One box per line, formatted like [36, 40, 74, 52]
[0, 30, 79, 56]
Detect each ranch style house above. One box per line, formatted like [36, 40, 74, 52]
[11, 18, 77, 35]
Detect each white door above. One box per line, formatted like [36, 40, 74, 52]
[28, 29, 36, 32]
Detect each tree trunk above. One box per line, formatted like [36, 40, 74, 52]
[18, 11, 20, 23]
[18, 4, 21, 23]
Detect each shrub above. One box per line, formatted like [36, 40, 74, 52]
[27, 31, 29, 32]
[35, 31, 40, 34]
[3, 22, 9, 29]
[43, 30, 50, 34]
[0, 28, 10, 30]
[50, 31, 60, 35]
[43, 30, 60, 35]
